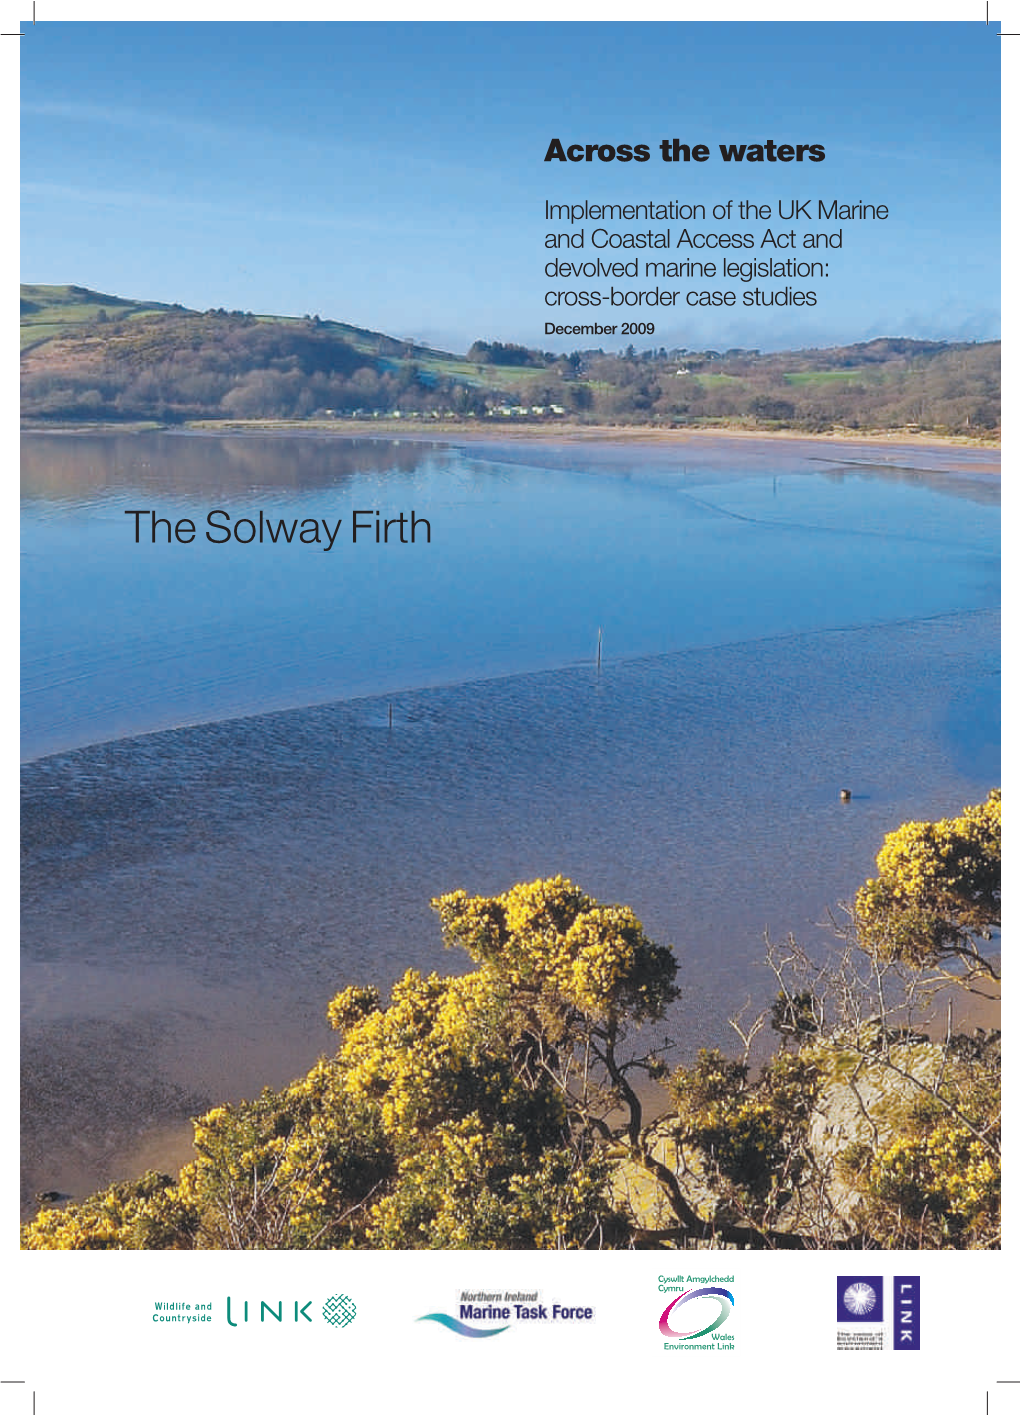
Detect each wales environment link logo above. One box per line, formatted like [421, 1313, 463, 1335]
[659, 1286, 735, 1344]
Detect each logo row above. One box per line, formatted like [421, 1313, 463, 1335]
[152, 1275, 918, 1352]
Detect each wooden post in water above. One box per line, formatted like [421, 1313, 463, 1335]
[596, 626, 602, 670]
[388, 702, 393, 730]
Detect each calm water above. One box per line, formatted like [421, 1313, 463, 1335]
[21, 431, 999, 761]
[20, 431, 1000, 1211]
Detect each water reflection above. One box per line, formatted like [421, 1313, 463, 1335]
[20, 432, 1000, 1212]
[20, 432, 440, 502]
[21, 433, 1000, 761]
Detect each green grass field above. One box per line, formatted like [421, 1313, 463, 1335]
[783, 370, 869, 386]
[21, 285, 559, 394]
[20, 284, 179, 350]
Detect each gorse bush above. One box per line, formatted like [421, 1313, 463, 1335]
[855, 790, 1000, 984]
[25, 878, 671, 1250]
[23, 800, 1001, 1250]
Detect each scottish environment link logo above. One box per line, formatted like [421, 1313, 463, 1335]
[842, 1282, 878, 1316]
[892, 1277, 920, 1350]
[835, 1276, 888, 1352]
[836, 1276, 883, 1323]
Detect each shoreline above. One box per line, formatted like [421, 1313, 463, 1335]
[22, 615, 1001, 1213]
[21, 417, 1002, 458]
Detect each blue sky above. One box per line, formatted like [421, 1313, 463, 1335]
[21, 20, 1000, 353]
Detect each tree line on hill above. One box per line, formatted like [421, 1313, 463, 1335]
[21, 313, 492, 422]
[20, 306, 999, 435]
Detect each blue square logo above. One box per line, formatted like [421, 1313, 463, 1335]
[836, 1276, 884, 1322]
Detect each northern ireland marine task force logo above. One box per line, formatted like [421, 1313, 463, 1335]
[418, 1290, 595, 1338]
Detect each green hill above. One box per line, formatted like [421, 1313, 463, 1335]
[20, 283, 1000, 436]
[20, 283, 179, 351]
[19, 283, 557, 424]
[19, 281, 473, 371]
